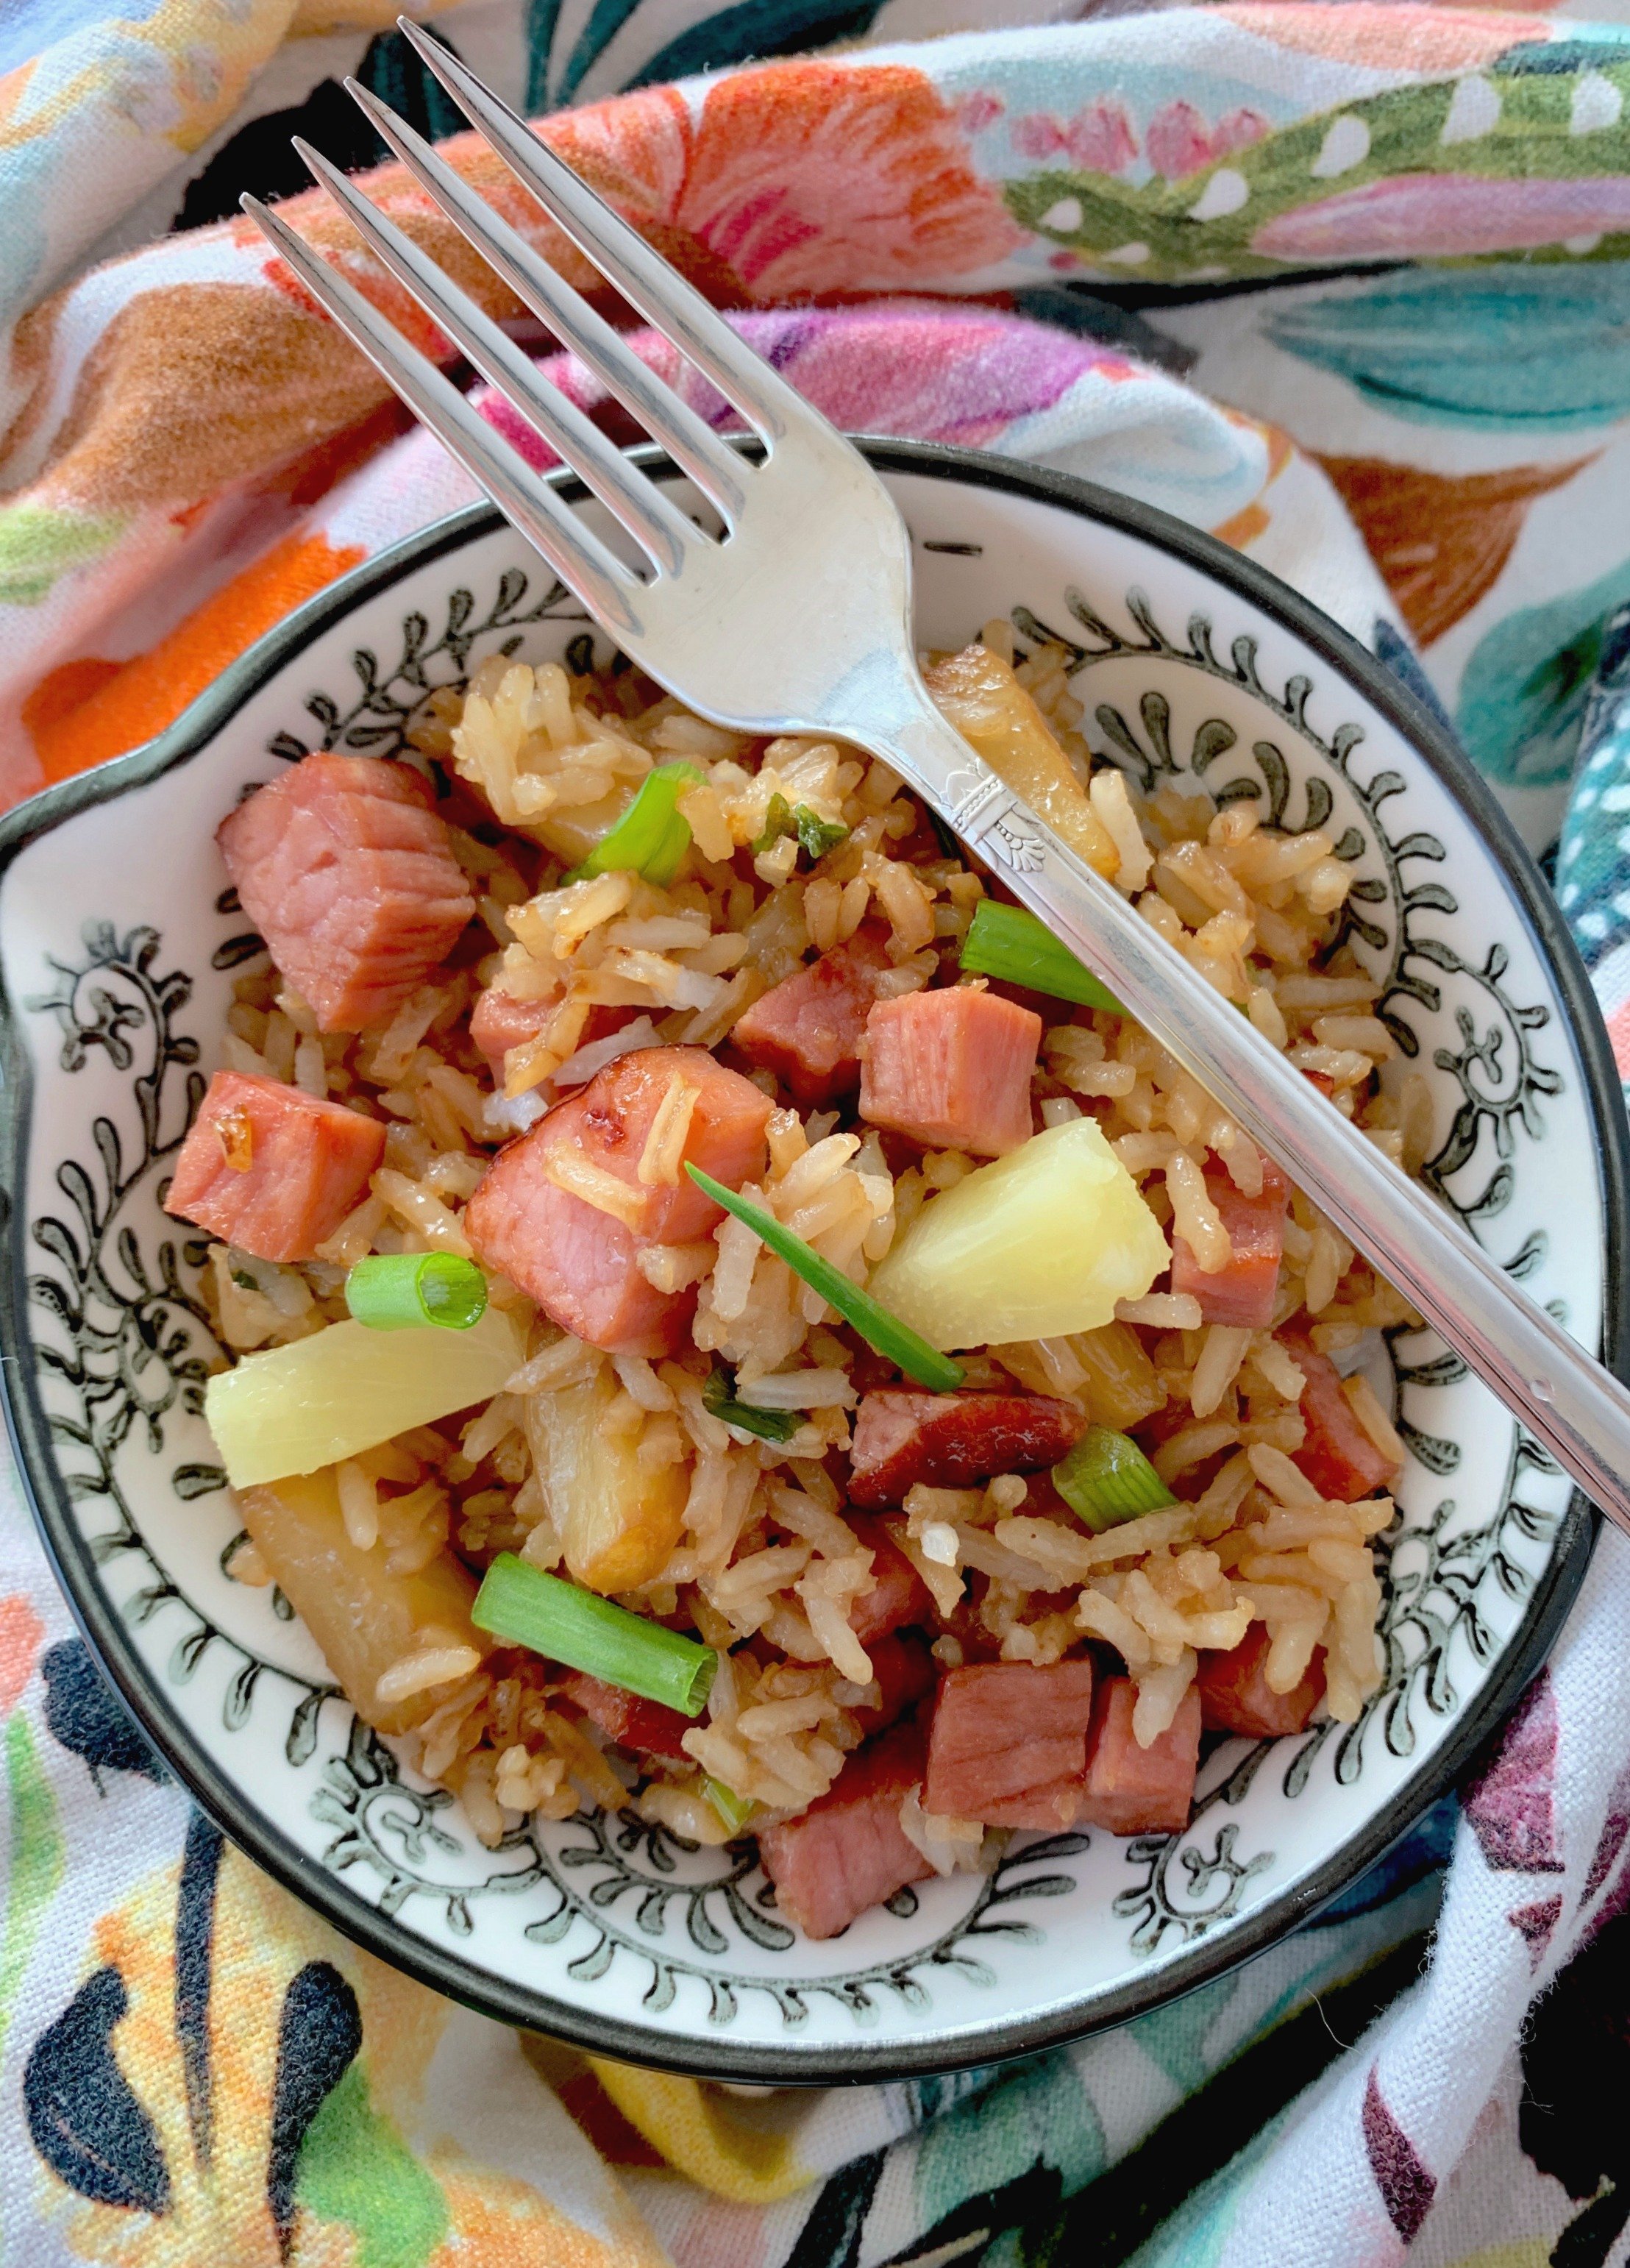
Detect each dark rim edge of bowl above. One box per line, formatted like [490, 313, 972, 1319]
[0, 437, 1619, 2086]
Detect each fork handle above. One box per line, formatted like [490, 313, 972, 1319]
[878, 697, 1630, 1540]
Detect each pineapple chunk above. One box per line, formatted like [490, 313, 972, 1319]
[525, 1361, 688, 1594]
[205, 1307, 524, 1487]
[240, 1468, 488, 1735]
[925, 644, 1118, 877]
[869, 1117, 1168, 1350]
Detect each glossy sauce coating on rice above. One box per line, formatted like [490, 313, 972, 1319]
[199, 625, 1423, 1882]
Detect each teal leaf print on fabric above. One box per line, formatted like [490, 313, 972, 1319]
[1456, 555, 1630, 786]
[912, 2047, 1106, 2244]
[0, 1713, 64, 2073]
[1265, 267, 1630, 432]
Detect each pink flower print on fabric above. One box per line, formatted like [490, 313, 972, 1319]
[953, 91, 1004, 138]
[1463, 1668, 1565, 1874]
[1145, 100, 1268, 181]
[1012, 102, 1137, 176]
[1509, 1894, 1565, 1972]
[1256, 173, 1630, 263]
[1363, 2066, 1437, 2244]
[475, 306, 1133, 467]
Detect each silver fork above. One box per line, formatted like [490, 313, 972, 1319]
[244, 19, 1630, 1539]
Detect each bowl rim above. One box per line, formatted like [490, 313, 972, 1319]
[0, 436, 1621, 2085]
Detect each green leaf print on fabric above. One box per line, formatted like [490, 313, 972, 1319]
[0, 508, 129, 606]
[1457, 555, 1630, 786]
[913, 2047, 1106, 2239]
[1003, 55, 1630, 284]
[294, 2061, 449, 2268]
[0, 1715, 64, 2069]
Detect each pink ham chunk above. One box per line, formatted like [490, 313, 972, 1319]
[1197, 1624, 1325, 1739]
[1281, 1334, 1400, 1502]
[470, 992, 643, 1073]
[757, 1719, 933, 1939]
[848, 1389, 1084, 1510]
[860, 985, 1040, 1156]
[463, 1045, 772, 1356]
[847, 1516, 936, 1645]
[848, 1632, 936, 1740]
[1078, 1678, 1201, 1836]
[217, 753, 474, 1033]
[1170, 1160, 1292, 1329]
[560, 1673, 694, 1766]
[731, 926, 892, 1104]
[164, 1070, 384, 1264]
[923, 1660, 1096, 1830]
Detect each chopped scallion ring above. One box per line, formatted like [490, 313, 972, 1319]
[1053, 1425, 1175, 1532]
[685, 1165, 964, 1391]
[472, 1555, 717, 1715]
[702, 1365, 799, 1443]
[346, 1252, 488, 1332]
[568, 760, 703, 886]
[702, 1777, 758, 1835]
[960, 900, 1125, 1014]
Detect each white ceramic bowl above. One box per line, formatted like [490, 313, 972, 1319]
[2, 442, 1621, 2083]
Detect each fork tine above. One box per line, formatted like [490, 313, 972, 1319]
[344, 79, 749, 527]
[395, 18, 806, 447]
[293, 137, 699, 577]
[241, 195, 646, 639]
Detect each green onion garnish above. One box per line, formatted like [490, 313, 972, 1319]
[960, 900, 1125, 1014]
[345, 1252, 488, 1331]
[568, 760, 703, 886]
[685, 1164, 964, 1391]
[1053, 1426, 1175, 1532]
[702, 1365, 799, 1443]
[751, 792, 847, 864]
[472, 1555, 717, 1715]
[702, 1776, 758, 1835]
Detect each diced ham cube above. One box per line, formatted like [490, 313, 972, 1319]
[470, 993, 642, 1073]
[217, 752, 474, 1033]
[757, 1718, 933, 1939]
[464, 1046, 772, 1356]
[1281, 1334, 1399, 1501]
[860, 985, 1041, 1156]
[847, 1516, 935, 1644]
[731, 926, 893, 1104]
[1197, 1624, 1325, 1739]
[848, 1388, 1085, 1509]
[1077, 1677, 1200, 1836]
[560, 1672, 694, 1765]
[164, 1070, 384, 1263]
[923, 1660, 1095, 1830]
[849, 1632, 936, 1739]
[1170, 1160, 1291, 1330]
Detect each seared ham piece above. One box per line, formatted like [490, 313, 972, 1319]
[1077, 1677, 1201, 1835]
[165, 1070, 384, 1263]
[1282, 1334, 1401, 1502]
[731, 926, 893, 1104]
[757, 1718, 933, 1939]
[1171, 1160, 1291, 1329]
[848, 1388, 1084, 1509]
[217, 752, 474, 1032]
[923, 1660, 1096, 1830]
[1196, 1623, 1324, 1738]
[860, 985, 1041, 1156]
[464, 1046, 772, 1356]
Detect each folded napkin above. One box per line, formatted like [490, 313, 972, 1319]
[4, 5, 1630, 2263]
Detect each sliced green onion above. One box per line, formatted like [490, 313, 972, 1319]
[345, 1252, 488, 1331]
[472, 1554, 717, 1715]
[702, 1365, 799, 1443]
[702, 1776, 758, 1835]
[1053, 1425, 1175, 1532]
[685, 1164, 964, 1391]
[752, 793, 848, 864]
[960, 900, 1125, 1014]
[794, 806, 848, 861]
[569, 760, 703, 886]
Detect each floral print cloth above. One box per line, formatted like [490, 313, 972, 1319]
[7, 1, 1630, 2263]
